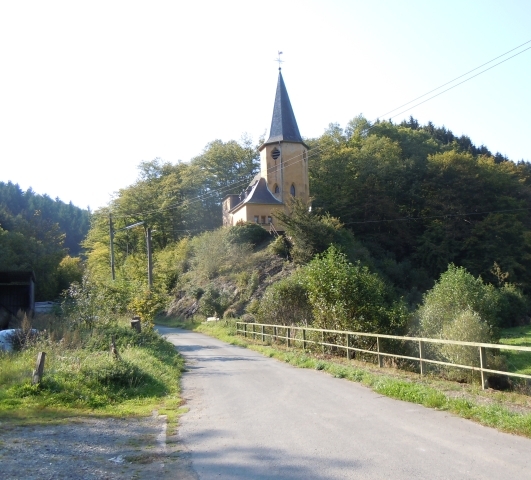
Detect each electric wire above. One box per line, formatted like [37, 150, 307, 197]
[374, 39, 531, 121]
[108, 39, 531, 222]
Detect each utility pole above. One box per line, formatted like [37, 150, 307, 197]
[109, 214, 115, 280]
[146, 226, 153, 288]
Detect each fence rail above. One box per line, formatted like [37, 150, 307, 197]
[235, 322, 531, 389]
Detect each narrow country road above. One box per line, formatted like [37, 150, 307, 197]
[160, 327, 531, 479]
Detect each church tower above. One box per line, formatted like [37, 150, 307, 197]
[259, 69, 310, 204]
[222, 67, 309, 230]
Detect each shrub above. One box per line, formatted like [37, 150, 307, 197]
[439, 310, 492, 366]
[300, 246, 408, 334]
[417, 264, 502, 341]
[256, 274, 312, 326]
[199, 285, 231, 318]
[226, 222, 270, 246]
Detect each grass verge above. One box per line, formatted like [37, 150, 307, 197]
[191, 320, 531, 438]
[0, 317, 185, 431]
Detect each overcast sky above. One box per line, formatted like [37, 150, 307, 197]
[1, 0, 530, 211]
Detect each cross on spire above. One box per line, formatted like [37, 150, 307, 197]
[276, 51, 284, 70]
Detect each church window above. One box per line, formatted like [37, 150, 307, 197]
[267, 216, 272, 224]
[274, 184, 280, 194]
[272, 148, 281, 160]
[254, 215, 259, 223]
[261, 216, 266, 224]
[290, 184, 296, 196]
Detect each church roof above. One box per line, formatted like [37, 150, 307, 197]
[229, 176, 282, 213]
[262, 70, 306, 148]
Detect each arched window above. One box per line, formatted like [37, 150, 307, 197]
[274, 184, 280, 194]
[290, 184, 296, 196]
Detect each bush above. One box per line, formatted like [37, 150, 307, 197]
[439, 310, 492, 366]
[199, 285, 231, 318]
[226, 222, 270, 246]
[300, 246, 408, 334]
[256, 274, 312, 326]
[417, 264, 502, 341]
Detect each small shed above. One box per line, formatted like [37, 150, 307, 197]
[0, 271, 36, 329]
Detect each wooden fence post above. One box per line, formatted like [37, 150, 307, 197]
[111, 335, 120, 359]
[287, 327, 291, 347]
[302, 328, 306, 351]
[32, 352, 46, 385]
[322, 331, 325, 354]
[252, 323, 255, 339]
[377, 337, 383, 368]
[419, 340, 425, 375]
[261, 325, 265, 343]
[244, 323, 247, 338]
[131, 317, 141, 333]
[479, 346, 487, 390]
[346, 334, 351, 360]
[274, 326, 277, 342]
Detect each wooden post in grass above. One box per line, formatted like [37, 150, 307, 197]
[32, 352, 45, 385]
[287, 327, 291, 347]
[261, 325, 265, 343]
[479, 346, 487, 390]
[131, 316, 141, 333]
[110, 335, 120, 359]
[419, 340, 425, 376]
[377, 337, 383, 368]
[302, 329, 306, 351]
[346, 334, 351, 360]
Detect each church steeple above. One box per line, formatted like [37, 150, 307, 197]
[263, 70, 304, 146]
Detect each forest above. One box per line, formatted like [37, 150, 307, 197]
[4, 115, 531, 339]
[0, 182, 90, 299]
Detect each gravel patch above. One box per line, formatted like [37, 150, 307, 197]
[0, 414, 197, 480]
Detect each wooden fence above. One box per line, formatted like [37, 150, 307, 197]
[235, 322, 531, 390]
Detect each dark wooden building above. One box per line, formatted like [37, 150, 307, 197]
[0, 271, 35, 329]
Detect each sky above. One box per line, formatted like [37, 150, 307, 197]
[1, 0, 530, 211]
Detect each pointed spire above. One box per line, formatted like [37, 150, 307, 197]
[263, 71, 304, 146]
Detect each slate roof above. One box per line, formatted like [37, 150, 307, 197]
[262, 70, 306, 147]
[230, 176, 282, 213]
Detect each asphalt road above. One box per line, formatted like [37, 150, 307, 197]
[160, 327, 531, 480]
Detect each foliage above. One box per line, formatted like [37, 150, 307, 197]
[56, 255, 84, 293]
[416, 265, 503, 341]
[128, 288, 168, 326]
[0, 181, 90, 300]
[0, 317, 184, 417]
[226, 222, 270, 246]
[274, 197, 371, 265]
[439, 310, 492, 367]
[199, 284, 232, 318]
[300, 246, 408, 334]
[256, 273, 312, 326]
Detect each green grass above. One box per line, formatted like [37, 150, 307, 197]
[192, 320, 531, 438]
[0, 319, 185, 428]
[500, 325, 531, 375]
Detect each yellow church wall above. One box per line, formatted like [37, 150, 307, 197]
[260, 142, 309, 205]
[230, 204, 284, 229]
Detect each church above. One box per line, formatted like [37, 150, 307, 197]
[222, 68, 309, 231]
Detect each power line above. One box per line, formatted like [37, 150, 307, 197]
[108, 39, 531, 221]
[374, 39, 531, 121]
[342, 207, 531, 226]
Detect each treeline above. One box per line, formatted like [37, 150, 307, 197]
[0, 181, 90, 299]
[309, 116, 531, 299]
[81, 117, 531, 332]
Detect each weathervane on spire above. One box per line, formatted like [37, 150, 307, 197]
[276, 51, 284, 70]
